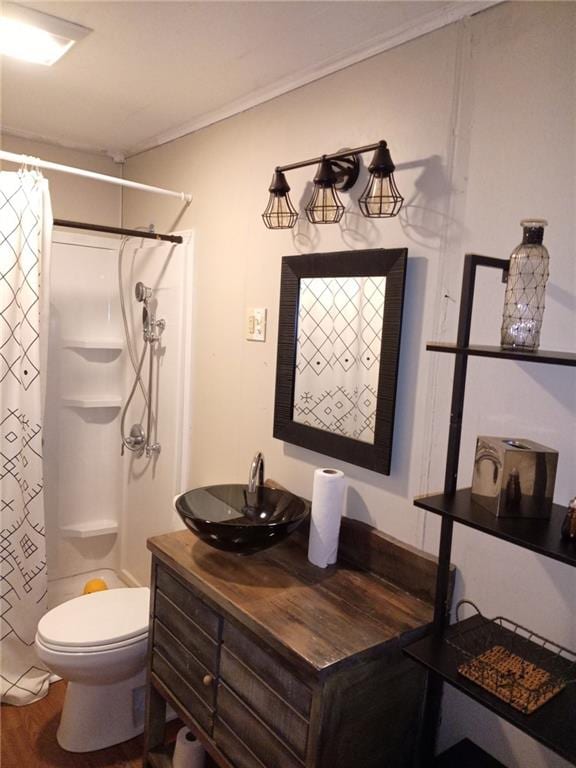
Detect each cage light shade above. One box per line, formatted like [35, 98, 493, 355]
[359, 140, 403, 218]
[305, 185, 345, 224]
[358, 173, 403, 218]
[305, 157, 345, 224]
[262, 170, 298, 229]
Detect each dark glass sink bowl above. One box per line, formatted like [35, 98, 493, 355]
[174, 484, 309, 554]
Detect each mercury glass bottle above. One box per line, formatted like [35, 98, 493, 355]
[501, 219, 549, 350]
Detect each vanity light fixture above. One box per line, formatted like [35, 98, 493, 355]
[262, 140, 402, 230]
[0, 3, 91, 66]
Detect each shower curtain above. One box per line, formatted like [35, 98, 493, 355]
[1, 170, 52, 705]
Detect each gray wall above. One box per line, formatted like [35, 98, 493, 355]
[123, 4, 575, 765]
[1, 135, 122, 224]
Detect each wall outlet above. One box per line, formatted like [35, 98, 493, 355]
[246, 307, 267, 342]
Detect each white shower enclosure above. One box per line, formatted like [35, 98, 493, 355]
[45, 230, 193, 601]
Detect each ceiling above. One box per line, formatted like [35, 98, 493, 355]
[1, 1, 494, 159]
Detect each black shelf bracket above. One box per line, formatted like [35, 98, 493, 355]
[419, 255, 509, 765]
[444, 255, 509, 498]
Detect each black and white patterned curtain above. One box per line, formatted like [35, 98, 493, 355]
[1, 171, 52, 705]
[293, 276, 386, 444]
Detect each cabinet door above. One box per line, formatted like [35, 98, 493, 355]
[222, 621, 312, 716]
[155, 590, 219, 671]
[151, 564, 222, 735]
[215, 621, 313, 768]
[156, 567, 220, 640]
[220, 647, 308, 758]
[151, 652, 214, 734]
[216, 685, 304, 768]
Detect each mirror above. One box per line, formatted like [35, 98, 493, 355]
[274, 248, 407, 474]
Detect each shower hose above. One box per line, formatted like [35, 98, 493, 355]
[118, 236, 151, 454]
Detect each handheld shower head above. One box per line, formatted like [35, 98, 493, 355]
[135, 282, 152, 303]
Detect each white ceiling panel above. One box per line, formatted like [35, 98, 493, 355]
[1, 1, 496, 157]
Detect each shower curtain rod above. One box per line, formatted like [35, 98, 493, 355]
[53, 218, 183, 244]
[0, 149, 193, 203]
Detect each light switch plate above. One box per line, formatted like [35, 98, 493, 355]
[246, 307, 267, 342]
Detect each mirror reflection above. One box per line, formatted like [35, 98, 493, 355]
[293, 276, 386, 444]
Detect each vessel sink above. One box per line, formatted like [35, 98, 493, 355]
[174, 484, 309, 554]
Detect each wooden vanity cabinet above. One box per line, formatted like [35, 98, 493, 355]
[143, 522, 441, 768]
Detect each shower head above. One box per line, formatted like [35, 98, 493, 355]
[135, 282, 152, 303]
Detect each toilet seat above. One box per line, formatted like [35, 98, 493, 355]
[36, 630, 148, 654]
[37, 587, 150, 651]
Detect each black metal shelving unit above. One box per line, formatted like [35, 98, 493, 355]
[404, 254, 576, 767]
[434, 738, 507, 767]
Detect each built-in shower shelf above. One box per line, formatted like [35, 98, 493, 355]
[62, 396, 122, 409]
[60, 520, 119, 538]
[63, 338, 124, 351]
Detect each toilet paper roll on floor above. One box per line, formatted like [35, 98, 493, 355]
[172, 726, 205, 768]
[308, 468, 346, 568]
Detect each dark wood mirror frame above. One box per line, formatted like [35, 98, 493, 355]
[273, 248, 407, 474]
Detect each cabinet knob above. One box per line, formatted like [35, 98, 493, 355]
[202, 674, 214, 687]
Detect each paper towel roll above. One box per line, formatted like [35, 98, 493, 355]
[172, 726, 205, 768]
[308, 468, 346, 568]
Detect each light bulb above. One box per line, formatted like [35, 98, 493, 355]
[305, 185, 344, 224]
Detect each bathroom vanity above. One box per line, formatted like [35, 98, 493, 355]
[143, 520, 442, 768]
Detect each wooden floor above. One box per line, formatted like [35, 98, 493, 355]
[1, 681, 179, 768]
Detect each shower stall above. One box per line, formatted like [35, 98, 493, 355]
[46, 229, 194, 601]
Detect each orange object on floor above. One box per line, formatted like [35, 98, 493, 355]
[82, 578, 108, 595]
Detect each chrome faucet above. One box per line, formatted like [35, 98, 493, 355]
[248, 452, 264, 493]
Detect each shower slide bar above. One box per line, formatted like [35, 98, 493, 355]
[0, 149, 192, 202]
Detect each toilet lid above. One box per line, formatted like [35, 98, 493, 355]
[37, 587, 150, 648]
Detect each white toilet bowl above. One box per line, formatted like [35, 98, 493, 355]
[35, 587, 150, 752]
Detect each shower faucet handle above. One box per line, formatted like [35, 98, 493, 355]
[124, 423, 146, 453]
[144, 317, 166, 343]
[146, 442, 161, 458]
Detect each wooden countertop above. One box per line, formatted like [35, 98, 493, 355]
[148, 526, 435, 676]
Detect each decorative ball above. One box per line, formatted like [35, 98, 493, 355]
[83, 578, 108, 595]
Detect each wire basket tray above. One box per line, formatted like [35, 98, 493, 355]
[448, 601, 576, 715]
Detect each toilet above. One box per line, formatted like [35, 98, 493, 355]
[35, 587, 150, 752]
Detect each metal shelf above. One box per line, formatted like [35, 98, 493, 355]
[406, 616, 576, 765]
[426, 343, 576, 367]
[434, 738, 506, 767]
[415, 489, 575, 568]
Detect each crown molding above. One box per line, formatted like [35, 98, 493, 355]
[0, 125, 125, 159]
[127, 1, 499, 158]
